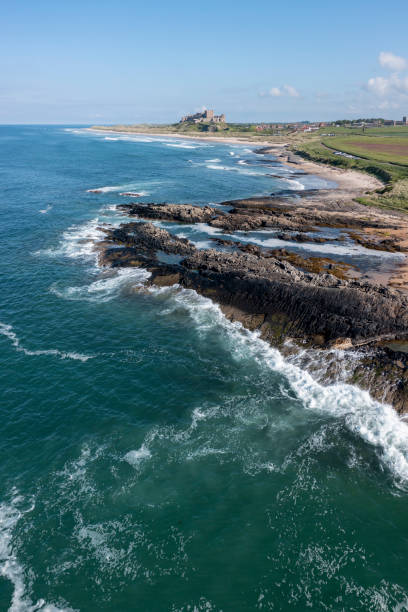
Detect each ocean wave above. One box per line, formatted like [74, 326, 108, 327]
[50, 268, 151, 303]
[0, 322, 93, 362]
[139, 285, 408, 486]
[282, 177, 306, 191]
[204, 163, 273, 177]
[86, 185, 130, 194]
[0, 490, 77, 612]
[35, 217, 107, 261]
[166, 143, 201, 149]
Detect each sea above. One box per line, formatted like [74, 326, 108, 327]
[1, 125, 408, 612]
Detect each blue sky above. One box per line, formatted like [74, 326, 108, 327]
[1, 0, 408, 123]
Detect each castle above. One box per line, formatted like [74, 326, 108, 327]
[180, 109, 226, 124]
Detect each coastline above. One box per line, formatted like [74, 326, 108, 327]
[87, 127, 382, 199]
[88, 125, 408, 414]
[86, 126, 279, 147]
[98, 196, 408, 413]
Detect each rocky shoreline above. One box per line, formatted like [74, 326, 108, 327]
[95, 183, 408, 413]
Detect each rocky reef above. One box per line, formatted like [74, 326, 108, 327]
[98, 201, 408, 413]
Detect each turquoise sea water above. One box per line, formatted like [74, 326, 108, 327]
[2, 126, 408, 611]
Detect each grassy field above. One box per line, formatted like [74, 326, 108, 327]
[322, 136, 408, 166]
[292, 131, 408, 212]
[317, 125, 408, 137]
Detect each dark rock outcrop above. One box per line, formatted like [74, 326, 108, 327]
[96, 205, 408, 413]
[117, 203, 219, 224]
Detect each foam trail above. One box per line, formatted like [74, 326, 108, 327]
[124, 445, 152, 467]
[0, 491, 77, 612]
[147, 285, 408, 486]
[50, 268, 151, 303]
[39, 205, 52, 214]
[166, 143, 200, 149]
[0, 323, 93, 362]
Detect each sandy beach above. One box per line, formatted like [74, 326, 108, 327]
[86, 126, 279, 147]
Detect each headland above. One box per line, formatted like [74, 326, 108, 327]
[87, 137, 408, 413]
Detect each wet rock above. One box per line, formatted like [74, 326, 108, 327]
[98, 207, 408, 413]
[102, 222, 195, 256]
[117, 203, 219, 224]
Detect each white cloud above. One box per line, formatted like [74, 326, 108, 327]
[262, 85, 300, 98]
[367, 76, 391, 96]
[283, 84, 300, 97]
[367, 73, 408, 97]
[379, 51, 407, 72]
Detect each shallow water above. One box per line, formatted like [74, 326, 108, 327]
[1, 126, 408, 611]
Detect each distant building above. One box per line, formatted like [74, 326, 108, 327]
[403, 116, 407, 124]
[180, 109, 226, 124]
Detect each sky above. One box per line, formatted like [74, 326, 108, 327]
[1, 0, 408, 124]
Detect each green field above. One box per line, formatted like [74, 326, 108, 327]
[323, 136, 408, 166]
[292, 132, 408, 212]
[317, 125, 408, 137]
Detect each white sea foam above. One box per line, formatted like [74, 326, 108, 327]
[166, 143, 200, 149]
[0, 322, 93, 362]
[124, 445, 152, 467]
[0, 491, 76, 612]
[233, 232, 404, 258]
[50, 268, 151, 303]
[86, 185, 128, 194]
[39, 205, 53, 214]
[205, 163, 272, 177]
[144, 285, 408, 485]
[205, 158, 221, 163]
[282, 177, 306, 191]
[35, 217, 106, 261]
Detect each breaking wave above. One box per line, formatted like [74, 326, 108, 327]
[50, 268, 151, 303]
[34, 217, 108, 262]
[86, 183, 145, 194]
[131, 285, 408, 486]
